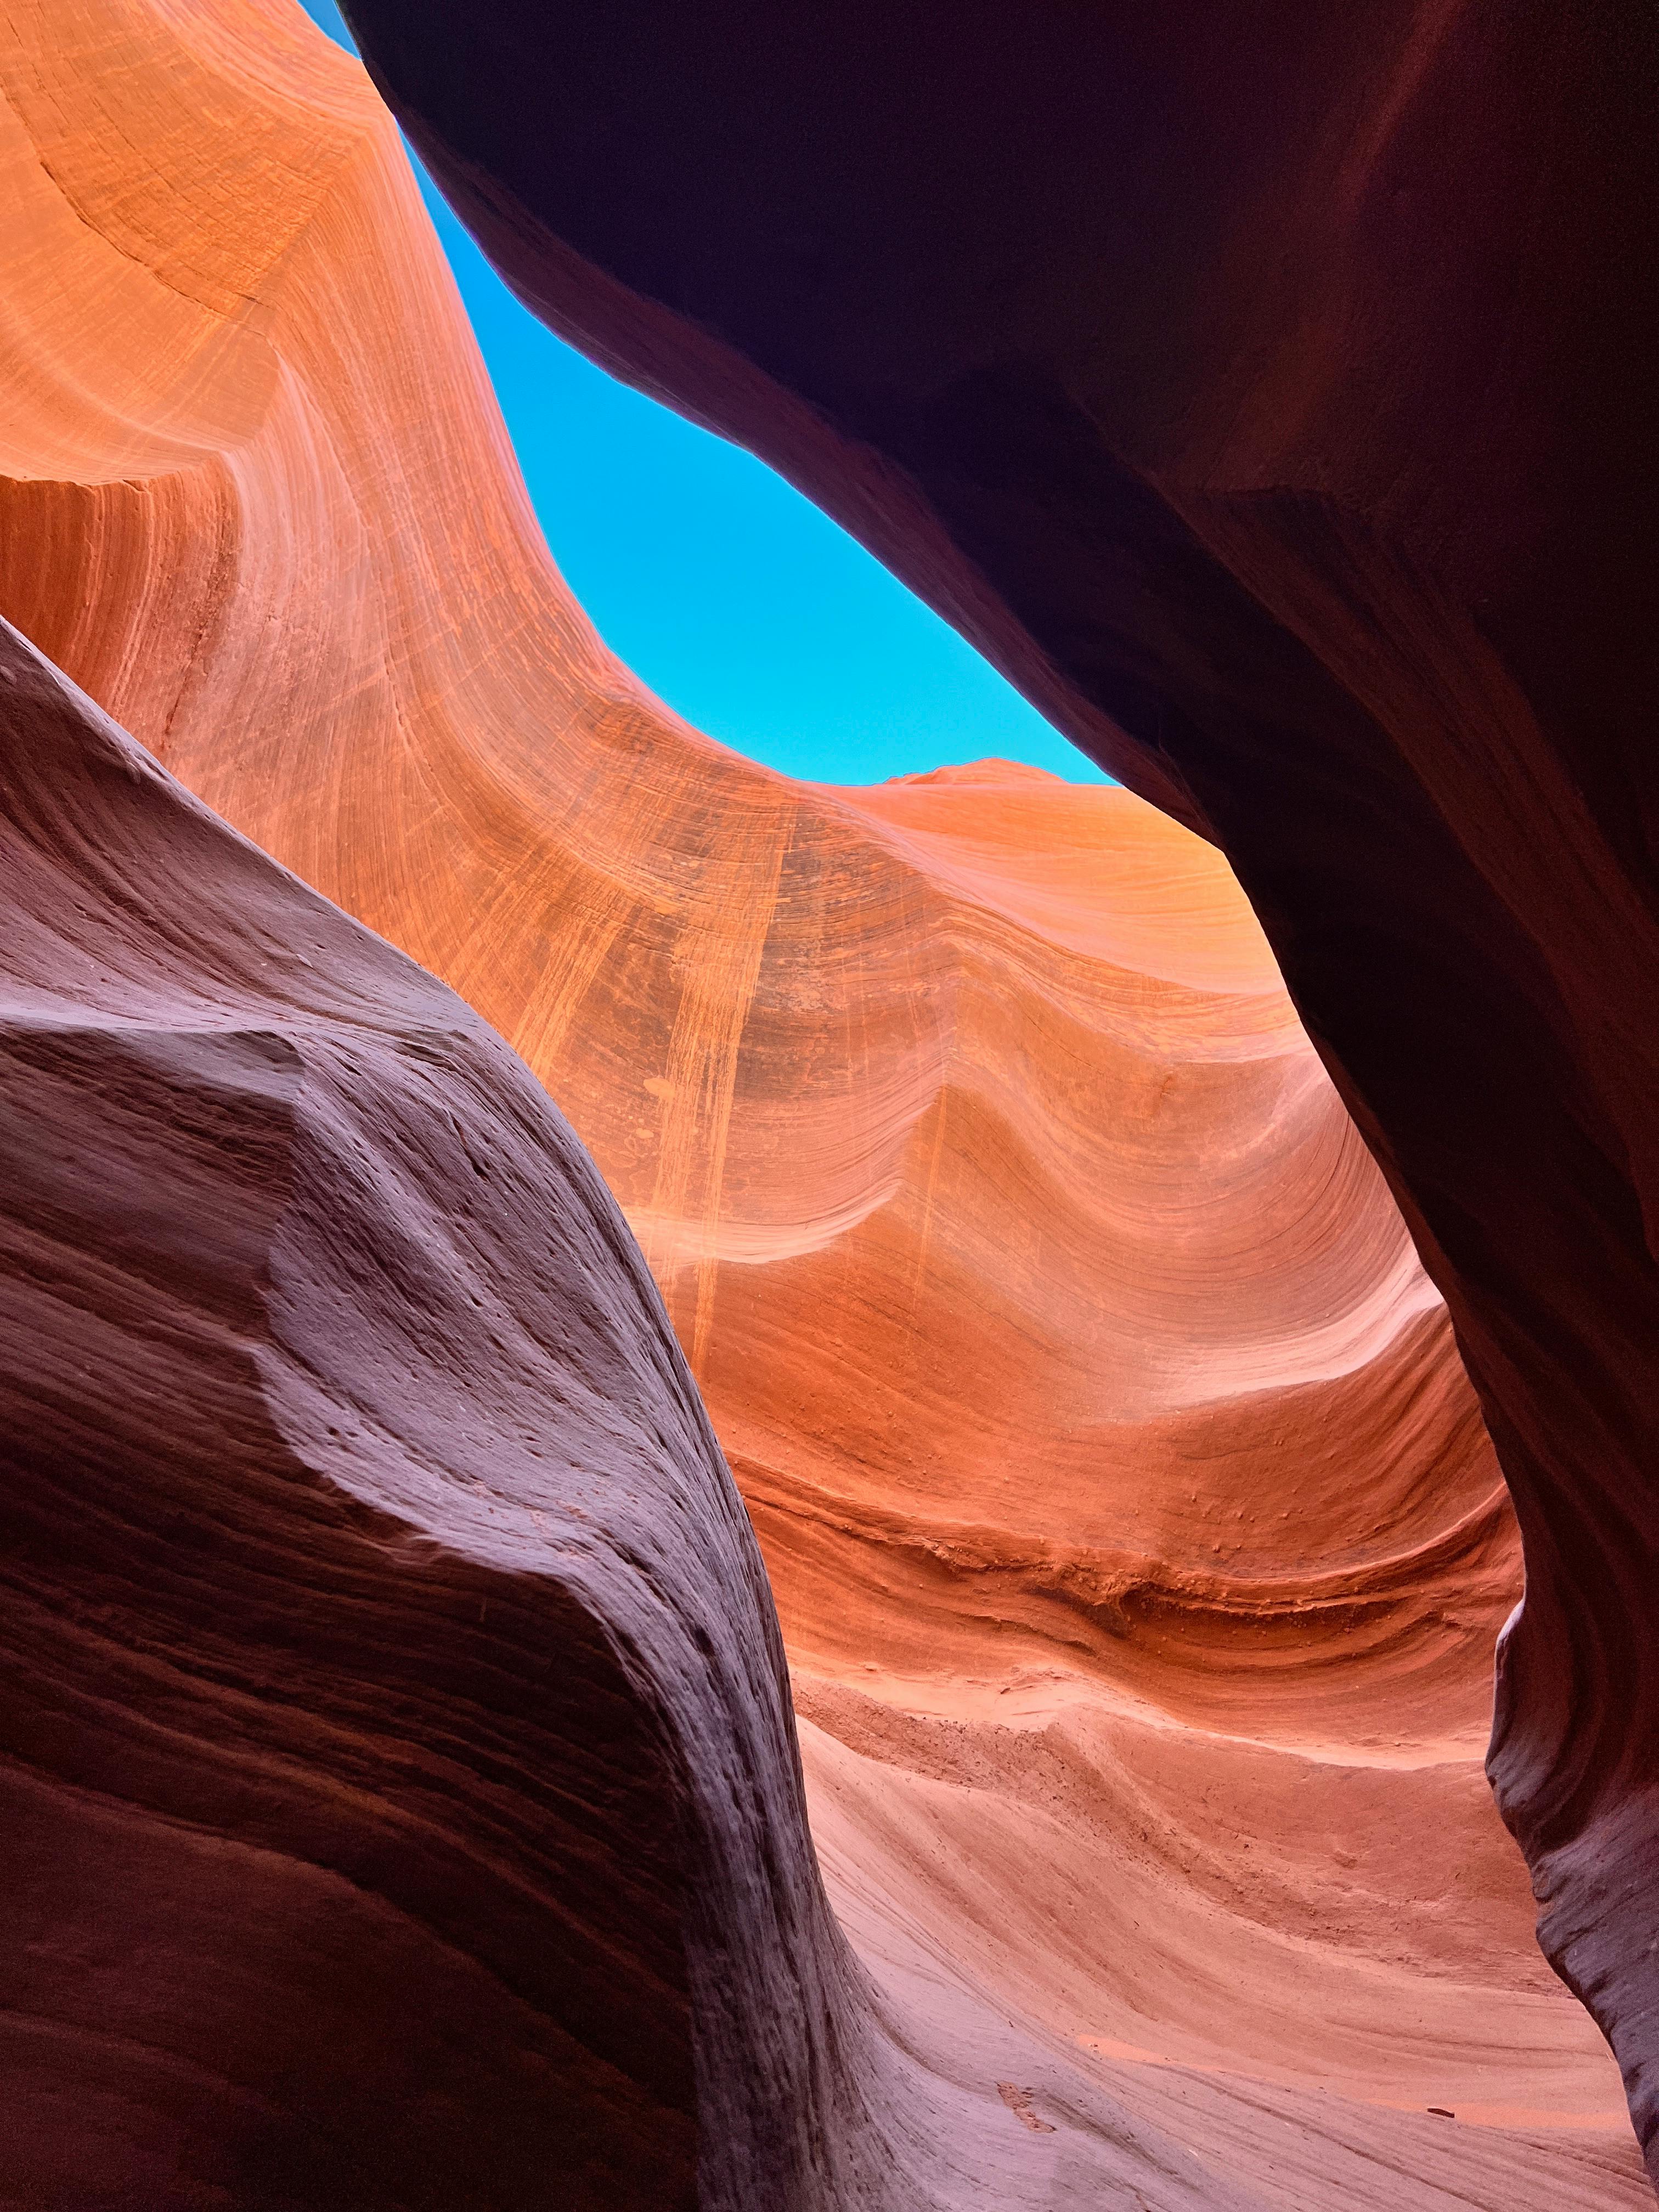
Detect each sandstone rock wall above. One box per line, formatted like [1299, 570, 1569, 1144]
[334, 0, 1659, 2182]
[0, 1, 1649, 2201]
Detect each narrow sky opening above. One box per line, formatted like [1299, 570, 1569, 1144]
[298, 0, 1106, 788]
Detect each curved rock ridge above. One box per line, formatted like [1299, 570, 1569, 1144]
[0, 1, 1645, 2203]
[0, 2, 1516, 1750]
[4, 619, 1286, 2210]
[0, 0, 1504, 1736]
[325, 0, 1659, 2185]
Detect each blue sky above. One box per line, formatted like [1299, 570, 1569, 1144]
[297, 0, 1102, 787]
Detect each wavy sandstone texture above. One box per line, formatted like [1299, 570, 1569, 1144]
[0, 1, 1647, 2204]
[9, 612, 1263, 2212]
[331, 0, 1659, 2186]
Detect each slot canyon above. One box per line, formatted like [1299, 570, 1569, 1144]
[0, 2, 1653, 2207]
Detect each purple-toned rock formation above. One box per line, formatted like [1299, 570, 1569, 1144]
[0, 613, 781, 2205]
[2, 616, 1284, 2208]
[336, 0, 1659, 2179]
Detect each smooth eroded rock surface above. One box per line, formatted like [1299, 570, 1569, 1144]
[4, 619, 1299, 2210]
[328, 0, 1659, 2185]
[0, 1, 1651, 2202]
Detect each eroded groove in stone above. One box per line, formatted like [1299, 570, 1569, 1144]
[326, 0, 1659, 2186]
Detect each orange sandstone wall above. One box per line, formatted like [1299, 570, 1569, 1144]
[0, 0, 1503, 1736]
[0, 3, 1641, 2200]
[335, 0, 1659, 2182]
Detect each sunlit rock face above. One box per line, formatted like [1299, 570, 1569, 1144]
[332, 0, 1659, 2190]
[0, 1, 1649, 2204]
[14, 612, 1273, 2212]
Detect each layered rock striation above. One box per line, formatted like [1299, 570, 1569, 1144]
[7, 613, 1299, 2211]
[331, 0, 1659, 2185]
[0, 0, 1651, 2202]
